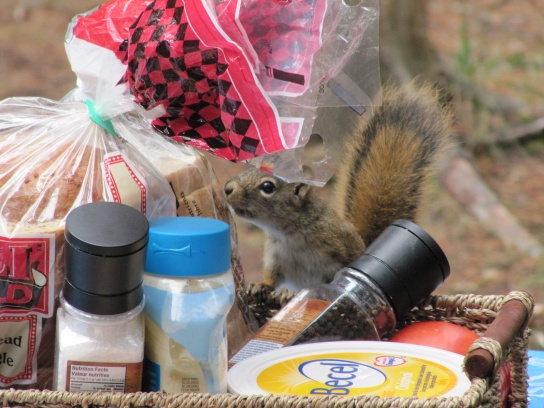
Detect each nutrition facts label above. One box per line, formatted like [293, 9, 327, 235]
[66, 361, 142, 392]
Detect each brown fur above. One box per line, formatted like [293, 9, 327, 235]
[336, 83, 453, 245]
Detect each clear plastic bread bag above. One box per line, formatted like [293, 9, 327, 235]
[0, 96, 177, 389]
[68, 0, 380, 186]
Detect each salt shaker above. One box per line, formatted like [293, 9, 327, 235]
[229, 219, 450, 365]
[54, 202, 148, 392]
[142, 216, 234, 394]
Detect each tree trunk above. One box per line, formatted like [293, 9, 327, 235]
[379, 0, 440, 84]
[378, 1, 542, 257]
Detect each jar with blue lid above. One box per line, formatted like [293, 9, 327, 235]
[142, 216, 234, 394]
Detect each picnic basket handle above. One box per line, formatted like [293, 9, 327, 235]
[464, 290, 534, 379]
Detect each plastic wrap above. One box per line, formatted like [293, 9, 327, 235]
[67, 0, 380, 184]
[0, 94, 257, 389]
[0, 96, 176, 389]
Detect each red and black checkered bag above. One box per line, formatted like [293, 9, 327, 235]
[120, 0, 289, 162]
[69, 0, 379, 175]
[215, 0, 327, 97]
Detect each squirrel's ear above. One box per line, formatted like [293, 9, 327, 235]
[294, 183, 312, 199]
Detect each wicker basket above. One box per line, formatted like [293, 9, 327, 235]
[0, 290, 533, 408]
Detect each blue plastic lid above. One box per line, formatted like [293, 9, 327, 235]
[145, 217, 231, 277]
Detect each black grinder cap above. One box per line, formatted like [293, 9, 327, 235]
[63, 202, 149, 315]
[348, 219, 450, 320]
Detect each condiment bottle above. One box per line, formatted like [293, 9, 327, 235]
[54, 202, 148, 392]
[229, 219, 450, 366]
[142, 216, 234, 394]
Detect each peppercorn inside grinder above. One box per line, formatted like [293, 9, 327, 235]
[229, 219, 450, 366]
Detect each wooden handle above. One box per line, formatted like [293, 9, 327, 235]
[464, 297, 530, 379]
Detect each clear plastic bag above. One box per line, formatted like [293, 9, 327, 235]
[67, 0, 380, 184]
[214, 0, 379, 104]
[0, 96, 177, 389]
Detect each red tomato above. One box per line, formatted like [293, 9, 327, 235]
[389, 321, 480, 355]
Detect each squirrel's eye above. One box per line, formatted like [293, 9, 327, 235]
[259, 181, 276, 195]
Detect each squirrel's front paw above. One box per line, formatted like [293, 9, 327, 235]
[246, 281, 296, 310]
[246, 281, 274, 300]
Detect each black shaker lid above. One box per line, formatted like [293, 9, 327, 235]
[348, 219, 450, 319]
[65, 201, 149, 257]
[63, 202, 149, 315]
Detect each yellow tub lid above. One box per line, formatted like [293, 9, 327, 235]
[227, 341, 471, 398]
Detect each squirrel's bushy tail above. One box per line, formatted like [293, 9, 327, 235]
[335, 82, 453, 246]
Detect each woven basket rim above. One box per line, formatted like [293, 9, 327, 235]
[0, 291, 532, 408]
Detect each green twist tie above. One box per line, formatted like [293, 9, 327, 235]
[85, 99, 117, 136]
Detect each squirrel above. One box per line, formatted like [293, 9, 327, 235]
[224, 82, 453, 292]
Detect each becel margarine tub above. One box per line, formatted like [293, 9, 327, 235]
[227, 341, 471, 398]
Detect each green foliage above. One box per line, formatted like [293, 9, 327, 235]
[507, 53, 527, 69]
[522, 136, 544, 157]
[454, 8, 476, 79]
